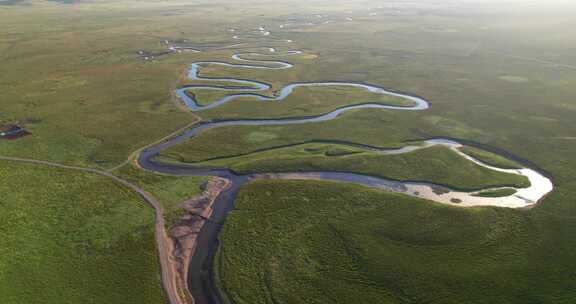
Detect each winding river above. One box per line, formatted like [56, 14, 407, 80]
[137, 26, 554, 304]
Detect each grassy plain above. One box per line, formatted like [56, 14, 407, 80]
[0, 1, 254, 301]
[172, 143, 529, 190]
[116, 164, 207, 226]
[459, 146, 523, 169]
[0, 1, 237, 168]
[0, 160, 165, 304]
[2, 0, 576, 303]
[186, 85, 413, 115]
[218, 180, 576, 304]
[206, 1, 576, 303]
[162, 110, 417, 161]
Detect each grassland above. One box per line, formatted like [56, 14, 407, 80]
[459, 146, 523, 170]
[218, 180, 576, 304]
[2, 0, 576, 303]
[161, 110, 418, 162]
[116, 164, 207, 226]
[0, 0, 241, 168]
[0, 1, 263, 301]
[0, 160, 166, 304]
[1, 15, 178, 166]
[169, 143, 529, 191]
[160, 0, 576, 217]
[206, 1, 576, 303]
[185, 84, 413, 115]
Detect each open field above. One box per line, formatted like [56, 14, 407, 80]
[0, 4, 197, 167]
[458, 146, 523, 170]
[287, 2, 576, 218]
[218, 180, 576, 304]
[0, 2, 241, 302]
[116, 164, 207, 226]
[201, 1, 576, 303]
[2, 0, 576, 303]
[0, 160, 166, 304]
[161, 110, 417, 161]
[160, 0, 576, 214]
[188, 85, 413, 117]
[0, 0, 253, 168]
[166, 143, 529, 191]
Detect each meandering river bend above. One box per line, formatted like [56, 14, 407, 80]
[138, 26, 553, 304]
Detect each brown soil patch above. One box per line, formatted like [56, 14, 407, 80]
[168, 177, 230, 304]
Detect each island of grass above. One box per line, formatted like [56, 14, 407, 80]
[184, 89, 237, 107]
[197, 85, 416, 119]
[159, 109, 447, 164]
[217, 180, 575, 304]
[160, 142, 530, 191]
[459, 146, 523, 170]
[473, 188, 518, 197]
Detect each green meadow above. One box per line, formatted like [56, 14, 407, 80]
[116, 164, 207, 226]
[207, 1, 576, 303]
[2, 0, 576, 303]
[187, 84, 413, 117]
[218, 180, 576, 304]
[0, 160, 165, 304]
[166, 143, 529, 191]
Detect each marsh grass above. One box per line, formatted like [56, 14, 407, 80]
[0, 161, 166, 304]
[186, 143, 530, 191]
[218, 180, 576, 304]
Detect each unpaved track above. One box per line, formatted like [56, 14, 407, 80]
[0, 156, 185, 304]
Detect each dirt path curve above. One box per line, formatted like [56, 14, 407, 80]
[0, 155, 186, 304]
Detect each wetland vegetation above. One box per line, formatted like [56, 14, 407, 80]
[165, 143, 530, 191]
[0, 161, 166, 304]
[1, 0, 576, 303]
[218, 180, 576, 304]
